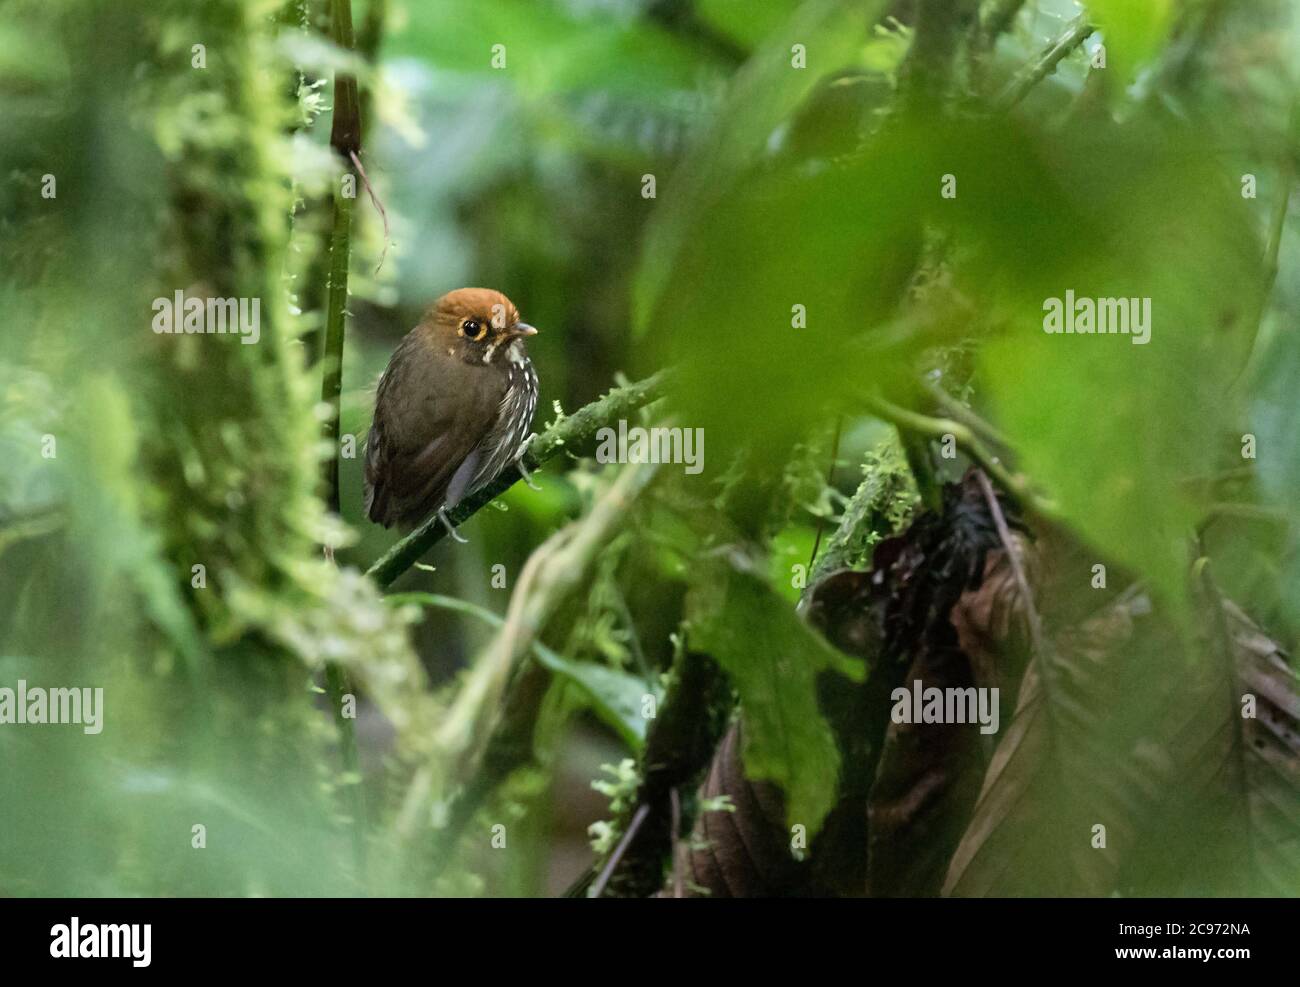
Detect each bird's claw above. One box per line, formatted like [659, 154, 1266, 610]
[438, 508, 468, 544]
[517, 458, 542, 491]
[517, 435, 542, 491]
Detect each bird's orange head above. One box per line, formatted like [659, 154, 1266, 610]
[425, 287, 537, 365]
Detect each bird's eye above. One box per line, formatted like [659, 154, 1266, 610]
[461, 319, 485, 341]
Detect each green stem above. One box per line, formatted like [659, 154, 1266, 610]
[994, 14, 1093, 112]
[924, 381, 1011, 448]
[899, 429, 942, 512]
[324, 660, 365, 869]
[897, 0, 978, 114]
[980, 0, 1026, 48]
[356, 0, 387, 146]
[865, 394, 1057, 518]
[328, 0, 360, 157]
[366, 371, 669, 589]
[320, 187, 353, 515]
[1200, 502, 1289, 529]
[321, 0, 365, 874]
[1238, 129, 1295, 387]
[970, 0, 1025, 91]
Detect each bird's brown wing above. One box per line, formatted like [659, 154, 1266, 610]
[363, 331, 502, 529]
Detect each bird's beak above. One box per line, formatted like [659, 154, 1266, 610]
[508, 322, 538, 338]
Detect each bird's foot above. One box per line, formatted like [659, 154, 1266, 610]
[517, 436, 542, 491]
[516, 458, 542, 491]
[438, 508, 468, 544]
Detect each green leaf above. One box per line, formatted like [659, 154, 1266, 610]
[1083, 0, 1175, 88]
[529, 649, 655, 751]
[695, 0, 804, 50]
[1252, 240, 1300, 518]
[634, 0, 890, 334]
[386, 0, 713, 96]
[389, 593, 655, 750]
[941, 117, 1261, 607]
[639, 128, 926, 482]
[688, 552, 863, 837]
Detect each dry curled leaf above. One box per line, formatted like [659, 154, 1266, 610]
[865, 473, 1032, 896]
[943, 574, 1300, 898]
[1124, 591, 1300, 896]
[941, 586, 1170, 897]
[675, 721, 803, 897]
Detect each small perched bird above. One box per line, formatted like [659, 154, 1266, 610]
[364, 288, 539, 540]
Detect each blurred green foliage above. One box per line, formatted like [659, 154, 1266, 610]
[0, 0, 1297, 897]
[690, 552, 865, 833]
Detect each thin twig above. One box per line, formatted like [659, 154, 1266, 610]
[973, 469, 1044, 656]
[669, 787, 683, 899]
[433, 529, 571, 763]
[994, 14, 1093, 113]
[1198, 502, 1290, 536]
[924, 381, 1011, 448]
[588, 803, 652, 898]
[610, 581, 652, 680]
[865, 394, 1057, 518]
[808, 416, 843, 571]
[349, 150, 391, 274]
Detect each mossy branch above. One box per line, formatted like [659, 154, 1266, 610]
[366, 371, 669, 589]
